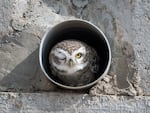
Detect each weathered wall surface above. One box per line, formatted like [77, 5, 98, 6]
[0, 0, 150, 112]
[0, 0, 149, 94]
[0, 92, 150, 113]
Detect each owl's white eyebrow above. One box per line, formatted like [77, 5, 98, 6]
[56, 48, 69, 55]
[52, 48, 70, 59]
[72, 47, 86, 56]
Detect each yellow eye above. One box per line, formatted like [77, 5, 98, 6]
[76, 53, 82, 59]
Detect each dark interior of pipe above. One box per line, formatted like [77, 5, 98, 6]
[41, 25, 110, 86]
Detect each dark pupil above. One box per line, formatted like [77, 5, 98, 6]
[76, 53, 82, 58]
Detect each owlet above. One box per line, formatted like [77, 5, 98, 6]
[49, 39, 100, 86]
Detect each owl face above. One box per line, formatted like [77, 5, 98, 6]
[49, 40, 89, 75]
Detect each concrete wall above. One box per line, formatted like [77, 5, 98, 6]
[0, 0, 150, 112]
[0, 92, 149, 113]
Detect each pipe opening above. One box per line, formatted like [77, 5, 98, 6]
[40, 20, 111, 89]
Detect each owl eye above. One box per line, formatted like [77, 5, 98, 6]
[59, 57, 66, 60]
[55, 50, 66, 60]
[75, 53, 82, 59]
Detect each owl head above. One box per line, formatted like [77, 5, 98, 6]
[49, 40, 89, 75]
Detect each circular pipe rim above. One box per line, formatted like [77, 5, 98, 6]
[39, 19, 111, 89]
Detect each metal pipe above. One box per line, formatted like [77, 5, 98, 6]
[39, 19, 111, 89]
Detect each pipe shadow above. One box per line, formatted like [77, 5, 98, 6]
[0, 48, 56, 92]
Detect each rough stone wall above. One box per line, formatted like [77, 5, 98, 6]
[0, 92, 150, 113]
[0, 0, 150, 111]
[0, 0, 150, 113]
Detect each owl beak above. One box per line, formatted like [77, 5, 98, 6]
[68, 59, 73, 67]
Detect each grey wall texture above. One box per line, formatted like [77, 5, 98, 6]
[0, 0, 150, 112]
